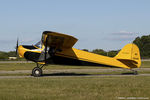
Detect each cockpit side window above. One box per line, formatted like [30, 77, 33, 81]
[35, 41, 42, 49]
[41, 34, 45, 44]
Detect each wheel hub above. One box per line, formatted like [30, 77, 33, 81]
[35, 70, 40, 75]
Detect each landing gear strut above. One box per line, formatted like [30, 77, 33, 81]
[32, 63, 45, 77]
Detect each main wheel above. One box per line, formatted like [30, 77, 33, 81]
[32, 67, 42, 77]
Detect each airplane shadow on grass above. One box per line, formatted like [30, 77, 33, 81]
[40, 72, 138, 77]
[42, 72, 90, 77]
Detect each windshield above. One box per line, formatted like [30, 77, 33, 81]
[35, 41, 42, 49]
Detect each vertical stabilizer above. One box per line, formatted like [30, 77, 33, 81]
[115, 43, 141, 68]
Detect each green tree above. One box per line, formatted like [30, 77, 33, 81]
[82, 49, 89, 52]
[0, 51, 9, 60]
[7, 51, 16, 57]
[107, 50, 119, 57]
[92, 49, 107, 56]
[0, 51, 17, 60]
[133, 35, 150, 58]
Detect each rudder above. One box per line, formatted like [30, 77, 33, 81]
[115, 43, 141, 68]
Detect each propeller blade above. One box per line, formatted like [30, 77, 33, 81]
[15, 38, 19, 57]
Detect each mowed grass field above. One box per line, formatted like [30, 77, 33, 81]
[0, 61, 150, 70]
[0, 76, 150, 100]
[0, 61, 150, 100]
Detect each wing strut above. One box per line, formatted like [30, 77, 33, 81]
[45, 36, 48, 63]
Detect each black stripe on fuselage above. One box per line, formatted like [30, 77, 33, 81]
[24, 51, 117, 68]
[24, 51, 41, 62]
[47, 55, 116, 68]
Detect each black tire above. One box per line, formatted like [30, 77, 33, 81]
[32, 67, 42, 77]
[133, 70, 138, 75]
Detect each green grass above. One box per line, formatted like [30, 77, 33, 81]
[0, 63, 104, 71]
[0, 61, 149, 71]
[0, 76, 149, 100]
[0, 63, 35, 71]
[141, 61, 150, 68]
[0, 61, 150, 100]
[0, 61, 150, 76]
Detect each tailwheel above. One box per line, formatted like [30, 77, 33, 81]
[133, 70, 138, 75]
[32, 67, 43, 77]
[130, 69, 138, 75]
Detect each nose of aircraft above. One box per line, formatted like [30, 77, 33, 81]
[18, 45, 26, 58]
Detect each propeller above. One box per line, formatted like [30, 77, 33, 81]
[15, 38, 19, 57]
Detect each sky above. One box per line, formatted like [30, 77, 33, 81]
[0, 0, 150, 51]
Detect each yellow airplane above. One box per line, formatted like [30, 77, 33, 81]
[17, 31, 141, 77]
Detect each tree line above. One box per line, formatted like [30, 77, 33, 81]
[82, 49, 119, 57]
[133, 35, 150, 58]
[0, 51, 16, 60]
[0, 34, 150, 60]
[84, 34, 150, 59]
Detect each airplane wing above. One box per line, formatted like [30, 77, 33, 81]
[42, 31, 78, 50]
